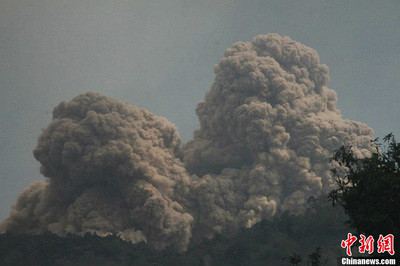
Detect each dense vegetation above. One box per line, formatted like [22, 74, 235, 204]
[329, 134, 400, 238]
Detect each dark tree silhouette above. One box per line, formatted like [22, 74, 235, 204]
[307, 246, 327, 266]
[329, 134, 400, 238]
[284, 253, 302, 265]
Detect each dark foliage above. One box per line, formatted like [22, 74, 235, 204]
[329, 134, 400, 238]
[0, 232, 156, 266]
[306, 246, 328, 266]
[284, 253, 302, 265]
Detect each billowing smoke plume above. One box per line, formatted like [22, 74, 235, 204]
[1, 34, 374, 250]
[184, 34, 374, 237]
[0, 92, 193, 252]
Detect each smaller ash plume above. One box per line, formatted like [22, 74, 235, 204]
[0, 92, 193, 252]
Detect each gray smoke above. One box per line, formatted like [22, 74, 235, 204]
[0, 92, 193, 252]
[1, 34, 374, 251]
[183, 34, 374, 237]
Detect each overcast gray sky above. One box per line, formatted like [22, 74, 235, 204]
[0, 0, 399, 220]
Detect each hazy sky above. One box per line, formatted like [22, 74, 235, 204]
[0, 0, 399, 220]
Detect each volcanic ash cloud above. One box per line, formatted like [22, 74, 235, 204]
[183, 33, 374, 237]
[0, 92, 193, 252]
[1, 33, 375, 249]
